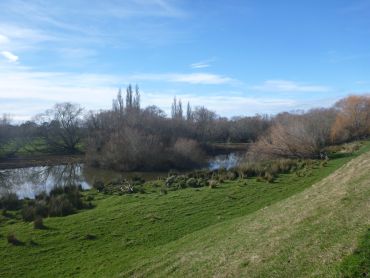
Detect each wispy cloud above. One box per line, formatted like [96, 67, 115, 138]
[190, 58, 216, 69]
[0, 64, 307, 120]
[190, 62, 210, 69]
[0, 51, 18, 62]
[0, 0, 188, 46]
[251, 80, 331, 93]
[129, 72, 234, 85]
[0, 34, 10, 45]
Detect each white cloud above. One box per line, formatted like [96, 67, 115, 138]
[191, 62, 210, 69]
[190, 58, 215, 69]
[1, 51, 18, 62]
[251, 80, 330, 93]
[0, 34, 9, 45]
[0, 65, 337, 121]
[130, 73, 233, 85]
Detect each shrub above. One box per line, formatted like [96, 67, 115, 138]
[0, 193, 21, 210]
[84, 234, 97, 240]
[49, 195, 75, 217]
[33, 217, 45, 229]
[93, 180, 105, 191]
[7, 233, 23, 246]
[86, 195, 94, 202]
[21, 205, 36, 221]
[186, 178, 198, 188]
[171, 138, 206, 169]
[132, 176, 145, 185]
[165, 175, 177, 187]
[264, 172, 275, 183]
[208, 179, 219, 189]
[227, 171, 238, 180]
[160, 187, 168, 195]
[35, 200, 49, 218]
[196, 178, 207, 188]
[1, 209, 9, 217]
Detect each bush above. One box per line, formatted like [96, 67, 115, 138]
[35, 200, 49, 218]
[208, 179, 219, 189]
[84, 234, 97, 240]
[159, 187, 168, 195]
[0, 193, 21, 210]
[21, 205, 36, 221]
[33, 217, 45, 229]
[264, 172, 275, 183]
[93, 180, 105, 191]
[226, 171, 238, 180]
[7, 233, 23, 246]
[49, 195, 75, 217]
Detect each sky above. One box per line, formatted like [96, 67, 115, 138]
[0, 0, 369, 121]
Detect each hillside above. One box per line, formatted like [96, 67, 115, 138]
[127, 149, 370, 277]
[0, 145, 369, 277]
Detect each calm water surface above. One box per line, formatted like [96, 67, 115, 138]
[0, 153, 243, 199]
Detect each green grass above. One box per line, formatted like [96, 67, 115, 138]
[0, 138, 50, 158]
[0, 137, 85, 158]
[0, 141, 370, 277]
[339, 228, 370, 277]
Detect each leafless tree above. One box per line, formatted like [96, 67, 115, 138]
[38, 103, 84, 154]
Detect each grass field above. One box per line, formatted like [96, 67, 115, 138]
[0, 142, 369, 277]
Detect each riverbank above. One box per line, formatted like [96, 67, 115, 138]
[1, 141, 369, 277]
[0, 154, 85, 170]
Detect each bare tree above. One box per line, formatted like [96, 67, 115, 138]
[248, 109, 335, 160]
[38, 103, 84, 154]
[331, 95, 370, 142]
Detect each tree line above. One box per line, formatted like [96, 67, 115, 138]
[1, 85, 370, 170]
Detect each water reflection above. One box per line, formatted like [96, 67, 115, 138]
[0, 164, 90, 199]
[208, 153, 243, 170]
[0, 153, 243, 199]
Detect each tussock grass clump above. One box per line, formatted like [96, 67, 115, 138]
[49, 195, 75, 217]
[20, 185, 89, 221]
[0, 193, 22, 210]
[238, 159, 319, 182]
[33, 217, 45, 229]
[84, 234, 97, 240]
[7, 233, 23, 246]
[21, 204, 36, 222]
[208, 180, 219, 189]
[93, 180, 105, 192]
[159, 187, 168, 195]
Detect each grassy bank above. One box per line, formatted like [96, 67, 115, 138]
[0, 141, 369, 277]
[339, 228, 370, 277]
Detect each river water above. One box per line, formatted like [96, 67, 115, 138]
[0, 153, 243, 199]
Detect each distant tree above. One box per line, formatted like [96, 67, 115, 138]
[133, 85, 141, 110]
[186, 102, 193, 121]
[331, 95, 370, 142]
[126, 85, 133, 108]
[39, 103, 84, 154]
[112, 88, 124, 115]
[171, 97, 184, 120]
[248, 109, 335, 160]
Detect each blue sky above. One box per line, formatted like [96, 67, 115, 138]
[0, 0, 369, 120]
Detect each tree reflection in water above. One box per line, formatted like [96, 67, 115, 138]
[0, 164, 90, 199]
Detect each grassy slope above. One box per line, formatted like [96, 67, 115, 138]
[0, 143, 369, 277]
[339, 228, 370, 277]
[127, 148, 370, 277]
